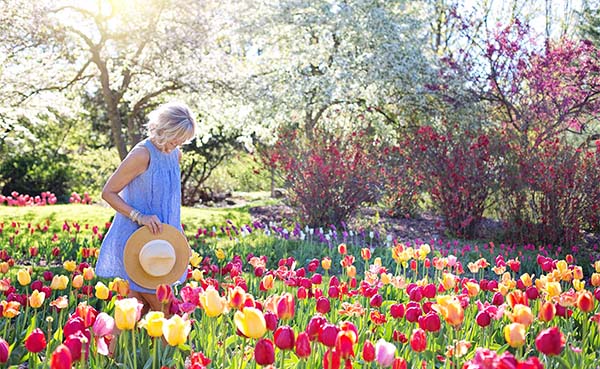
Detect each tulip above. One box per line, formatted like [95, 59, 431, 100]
[362, 340, 375, 362]
[323, 348, 341, 369]
[577, 291, 594, 313]
[361, 248, 372, 261]
[228, 286, 246, 310]
[306, 315, 326, 340]
[156, 284, 173, 304]
[418, 312, 441, 332]
[92, 312, 115, 337]
[25, 328, 47, 353]
[510, 304, 533, 326]
[29, 290, 45, 308]
[392, 358, 407, 369]
[75, 302, 98, 328]
[64, 316, 86, 339]
[50, 344, 72, 369]
[95, 282, 110, 300]
[538, 301, 556, 322]
[335, 330, 356, 359]
[504, 323, 526, 348]
[162, 314, 191, 346]
[409, 328, 427, 352]
[319, 323, 340, 347]
[295, 331, 311, 358]
[140, 311, 165, 337]
[114, 298, 142, 330]
[50, 275, 69, 290]
[17, 269, 31, 286]
[322, 257, 332, 270]
[63, 260, 77, 273]
[370, 294, 383, 308]
[0, 338, 9, 363]
[316, 297, 331, 314]
[476, 311, 491, 327]
[375, 338, 396, 367]
[254, 338, 275, 366]
[274, 326, 295, 350]
[338, 243, 347, 255]
[276, 292, 295, 320]
[108, 278, 130, 296]
[263, 311, 278, 331]
[82, 267, 95, 281]
[199, 286, 226, 317]
[64, 331, 89, 361]
[390, 303, 405, 319]
[260, 275, 274, 291]
[535, 327, 565, 356]
[234, 307, 267, 339]
[72, 275, 84, 289]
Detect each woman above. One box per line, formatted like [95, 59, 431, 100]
[96, 102, 197, 313]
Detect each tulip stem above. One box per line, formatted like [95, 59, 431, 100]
[132, 329, 138, 369]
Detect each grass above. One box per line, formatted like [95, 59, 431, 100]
[0, 192, 280, 234]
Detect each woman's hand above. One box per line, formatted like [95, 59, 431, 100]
[139, 214, 163, 235]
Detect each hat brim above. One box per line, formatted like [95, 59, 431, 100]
[124, 224, 190, 290]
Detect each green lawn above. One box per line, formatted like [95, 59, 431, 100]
[0, 199, 268, 234]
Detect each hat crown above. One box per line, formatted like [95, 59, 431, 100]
[138, 240, 176, 277]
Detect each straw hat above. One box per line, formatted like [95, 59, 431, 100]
[123, 224, 190, 290]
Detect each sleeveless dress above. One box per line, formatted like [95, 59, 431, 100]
[96, 138, 186, 293]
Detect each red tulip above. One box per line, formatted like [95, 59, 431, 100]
[311, 273, 322, 285]
[476, 311, 491, 327]
[295, 331, 311, 358]
[362, 339, 375, 362]
[64, 331, 90, 361]
[423, 284, 436, 299]
[156, 284, 173, 304]
[297, 286, 308, 299]
[254, 338, 275, 366]
[319, 323, 340, 348]
[0, 338, 9, 363]
[577, 291, 594, 313]
[276, 293, 295, 320]
[335, 330, 356, 359]
[273, 326, 295, 350]
[538, 301, 556, 322]
[370, 294, 383, 307]
[50, 344, 72, 369]
[418, 312, 441, 332]
[328, 285, 340, 299]
[306, 315, 326, 341]
[316, 297, 331, 314]
[323, 348, 341, 369]
[63, 316, 86, 339]
[263, 311, 278, 331]
[410, 328, 427, 352]
[535, 327, 565, 356]
[25, 328, 47, 353]
[392, 358, 407, 369]
[390, 303, 405, 319]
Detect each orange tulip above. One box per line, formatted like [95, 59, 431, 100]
[509, 304, 533, 326]
[504, 323, 526, 348]
[276, 292, 295, 320]
[577, 291, 594, 313]
[538, 301, 556, 322]
[433, 296, 464, 326]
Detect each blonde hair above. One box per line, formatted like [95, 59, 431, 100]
[146, 102, 197, 147]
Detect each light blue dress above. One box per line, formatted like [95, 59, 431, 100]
[96, 138, 186, 293]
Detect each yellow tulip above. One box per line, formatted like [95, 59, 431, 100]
[50, 275, 69, 290]
[63, 260, 77, 273]
[95, 282, 110, 300]
[465, 282, 480, 297]
[321, 257, 332, 270]
[573, 279, 585, 291]
[215, 249, 226, 260]
[234, 307, 267, 339]
[162, 315, 191, 346]
[504, 323, 526, 347]
[441, 273, 456, 291]
[29, 290, 45, 308]
[140, 311, 165, 338]
[519, 273, 533, 288]
[114, 298, 142, 330]
[72, 275, 84, 289]
[192, 269, 203, 281]
[380, 273, 392, 285]
[374, 257, 382, 267]
[545, 282, 562, 299]
[17, 269, 31, 286]
[190, 252, 202, 268]
[199, 286, 226, 317]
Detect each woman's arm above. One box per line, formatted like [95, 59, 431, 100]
[101, 147, 163, 234]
